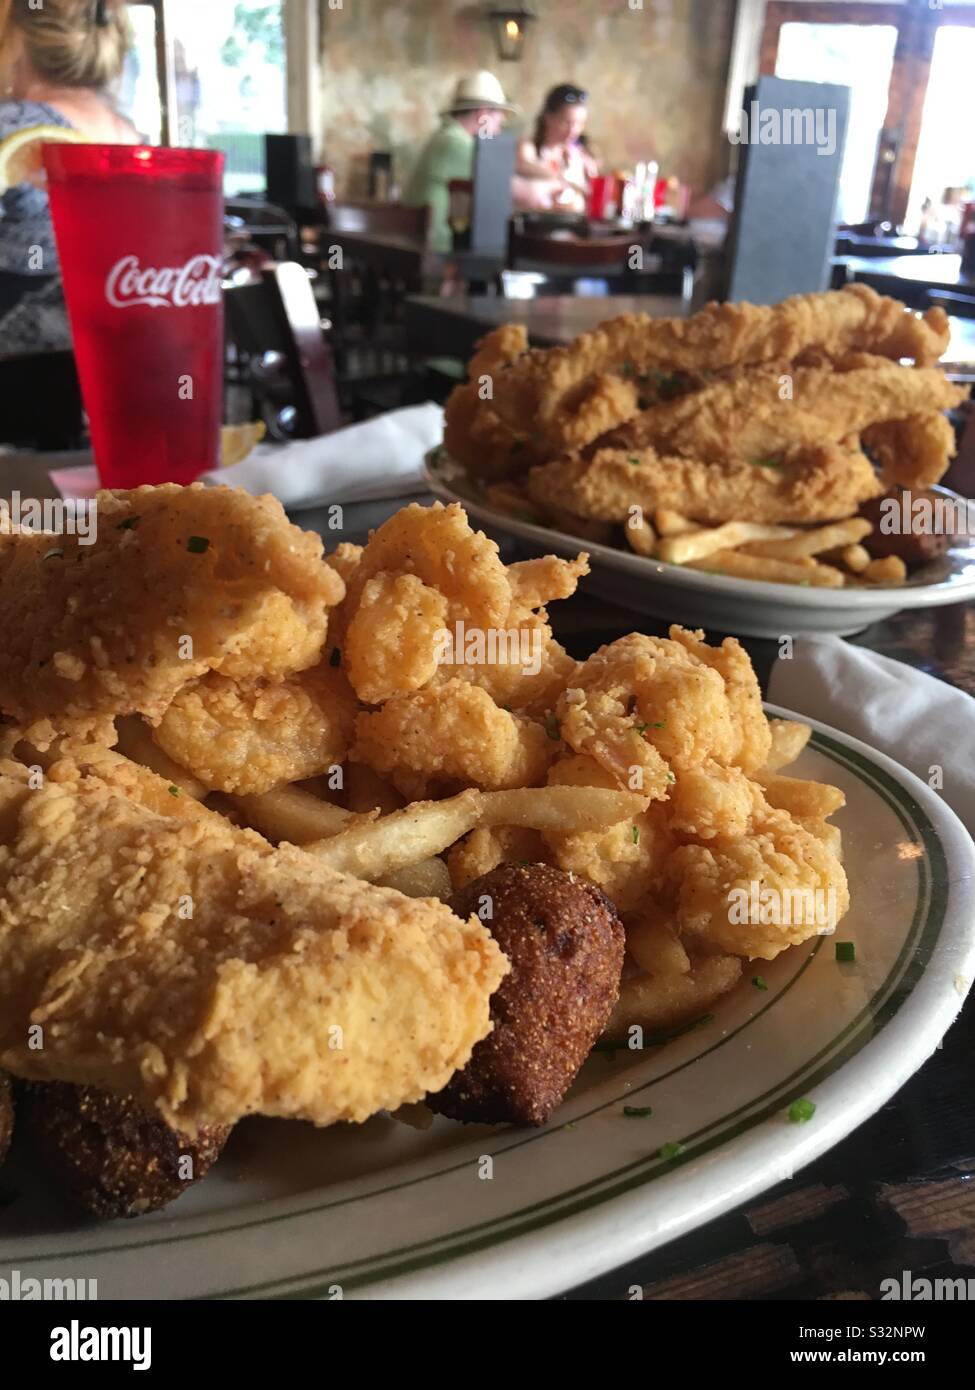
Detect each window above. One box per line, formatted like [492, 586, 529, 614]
[774, 22, 899, 225]
[118, 0, 288, 196]
[169, 0, 287, 195]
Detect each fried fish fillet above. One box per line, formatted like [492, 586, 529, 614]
[0, 484, 345, 747]
[486, 286, 951, 455]
[602, 363, 968, 468]
[528, 442, 885, 527]
[862, 412, 960, 490]
[442, 324, 545, 482]
[0, 759, 507, 1133]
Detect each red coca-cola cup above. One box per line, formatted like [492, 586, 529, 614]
[43, 145, 225, 487]
[587, 174, 614, 220]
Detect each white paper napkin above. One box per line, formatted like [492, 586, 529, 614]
[768, 634, 975, 830]
[200, 402, 443, 509]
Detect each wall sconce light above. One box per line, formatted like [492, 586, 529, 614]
[488, 7, 536, 62]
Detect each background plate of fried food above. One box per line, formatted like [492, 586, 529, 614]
[436, 284, 975, 638]
[0, 486, 972, 1300]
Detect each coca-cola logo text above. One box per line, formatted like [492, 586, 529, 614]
[105, 254, 222, 309]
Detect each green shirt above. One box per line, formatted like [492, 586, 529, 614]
[404, 120, 474, 253]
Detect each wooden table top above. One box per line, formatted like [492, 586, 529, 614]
[4, 454, 974, 1304]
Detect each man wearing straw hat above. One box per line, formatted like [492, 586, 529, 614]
[405, 71, 518, 253]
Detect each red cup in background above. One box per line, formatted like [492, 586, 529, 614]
[587, 174, 614, 220]
[43, 144, 225, 487]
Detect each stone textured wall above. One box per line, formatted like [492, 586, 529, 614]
[318, 0, 736, 199]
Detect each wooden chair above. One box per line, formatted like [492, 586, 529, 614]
[326, 201, 429, 239]
[224, 262, 342, 440]
[317, 203, 430, 410]
[0, 350, 83, 450]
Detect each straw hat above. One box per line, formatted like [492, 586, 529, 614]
[442, 70, 519, 117]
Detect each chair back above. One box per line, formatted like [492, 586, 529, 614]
[508, 228, 632, 274]
[225, 263, 342, 438]
[327, 201, 429, 239]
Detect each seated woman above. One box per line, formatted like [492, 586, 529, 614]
[0, 0, 137, 357]
[513, 83, 598, 214]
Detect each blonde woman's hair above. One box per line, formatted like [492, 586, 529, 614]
[0, 0, 131, 92]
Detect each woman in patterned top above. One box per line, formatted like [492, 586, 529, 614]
[0, 0, 136, 355]
[514, 84, 599, 215]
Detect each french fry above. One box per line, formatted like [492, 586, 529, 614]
[230, 784, 355, 844]
[653, 508, 697, 538]
[760, 719, 812, 773]
[377, 856, 453, 900]
[603, 955, 743, 1042]
[114, 716, 207, 799]
[625, 511, 657, 558]
[758, 772, 845, 820]
[688, 550, 846, 588]
[625, 914, 690, 977]
[863, 555, 908, 586]
[658, 521, 798, 566]
[478, 785, 650, 832]
[837, 543, 871, 575]
[304, 790, 483, 878]
[742, 517, 871, 561]
[303, 785, 650, 881]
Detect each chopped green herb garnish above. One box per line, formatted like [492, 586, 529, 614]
[652, 371, 684, 398]
[752, 459, 781, 470]
[752, 975, 769, 991]
[659, 1141, 685, 1160]
[167, 785, 181, 798]
[502, 704, 512, 712]
[621, 361, 636, 378]
[42, 548, 64, 561]
[623, 1105, 654, 1118]
[563, 1121, 577, 1131]
[544, 714, 561, 741]
[666, 771, 676, 784]
[631, 825, 640, 844]
[329, 647, 341, 667]
[187, 535, 210, 554]
[636, 721, 665, 734]
[628, 456, 641, 467]
[788, 1098, 816, 1124]
[117, 515, 141, 531]
[835, 941, 856, 963]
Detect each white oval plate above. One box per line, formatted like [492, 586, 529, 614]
[1, 707, 973, 1300]
[425, 452, 975, 639]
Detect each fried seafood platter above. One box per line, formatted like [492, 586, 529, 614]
[442, 285, 972, 593]
[0, 486, 849, 1220]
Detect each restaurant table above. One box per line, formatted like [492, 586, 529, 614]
[4, 451, 974, 1301]
[838, 252, 975, 297]
[405, 291, 690, 360]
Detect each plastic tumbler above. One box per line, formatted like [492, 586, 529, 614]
[43, 145, 225, 486]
